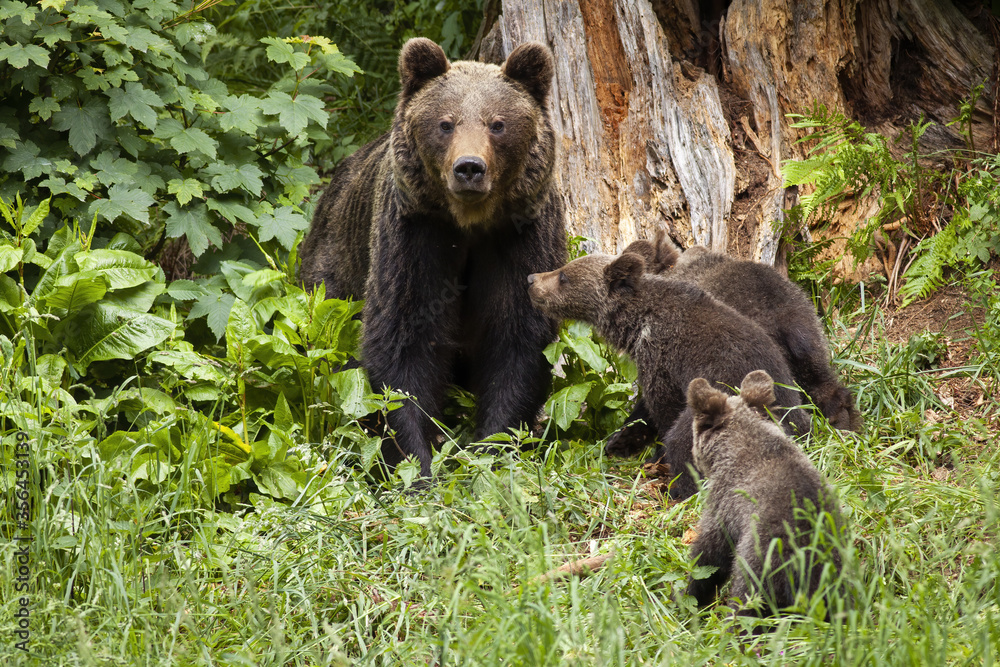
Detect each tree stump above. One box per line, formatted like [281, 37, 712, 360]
[473, 0, 996, 270]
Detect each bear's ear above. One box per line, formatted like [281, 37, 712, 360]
[651, 230, 680, 273]
[399, 38, 450, 99]
[503, 42, 554, 105]
[621, 240, 656, 266]
[739, 370, 776, 409]
[604, 252, 645, 294]
[687, 378, 729, 423]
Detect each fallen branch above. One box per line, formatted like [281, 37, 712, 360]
[530, 549, 615, 585]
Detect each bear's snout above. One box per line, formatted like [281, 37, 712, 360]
[453, 156, 487, 186]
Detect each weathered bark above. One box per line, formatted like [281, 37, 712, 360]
[474, 0, 996, 269]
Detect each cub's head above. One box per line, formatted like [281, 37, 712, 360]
[620, 230, 681, 275]
[527, 251, 646, 323]
[687, 370, 778, 473]
[395, 38, 555, 227]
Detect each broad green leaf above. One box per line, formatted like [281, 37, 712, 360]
[261, 91, 327, 136]
[0, 245, 23, 273]
[30, 239, 82, 303]
[219, 94, 261, 135]
[35, 354, 67, 386]
[225, 298, 256, 362]
[260, 37, 309, 70]
[102, 280, 164, 311]
[51, 102, 110, 156]
[170, 126, 217, 159]
[273, 392, 293, 433]
[163, 202, 221, 257]
[46, 272, 108, 310]
[0, 43, 49, 69]
[255, 462, 302, 500]
[189, 290, 235, 341]
[149, 349, 229, 385]
[0, 274, 22, 312]
[70, 302, 175, 370]
[257, 206, 308, 249]
[331, 367, 380, 418]
[166, 279, 206, 301]
[0, 1, 37, 23]
[204, 162, 263, 196]
[241, 268, 285, 289]
[565, 332, 608, 372]
[95, 183, 155, 223]
[206, 198, 255, 225]
[107, 82, 163, 129]
[75, 249, 156, 289]
[28, 97, 60, 120]
[167, 178, 204, 205]
[545, 383, 592, 430]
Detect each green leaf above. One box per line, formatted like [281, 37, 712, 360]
[74, 249, 156, 290]
[256, 206, 308, 248]
[166, 279, 207, 301]
[565, 332, 608, 373]
[219, 94, 262, 135]
[261, 91, 327, 136]
[107, 82, 163, 130]
[163, 202, 221, 257]
[170, 126, 217, 160]
[261, 37, 309, 70]
[0, 274, 23, 312]
[52, 102, 110, 156]
[545, 383, 592, 430]
[0, 245, 24, 273]
[46, 272, 108, 311]
[29, 97, 60, 121]
[0, 1, 37, 23]
[167, 178, 204, 205]
[21, 197, 49, 238]
[204, 162, 263, 196]
[331, 367, 379, 418]
[0, 43, 49, 69]
[189, 291, 236, 341]
[225, 298, 256, 362]
[69, 303, 175, 370]
[96, 183, 155, 223]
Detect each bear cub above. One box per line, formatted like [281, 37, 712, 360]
[606, 234, 860, 460]
[299, 39, 566, 479]
[685, 370, 844, 616]
[527, 250, 810, 499]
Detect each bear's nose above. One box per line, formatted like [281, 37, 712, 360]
[453, 156, 487, 184]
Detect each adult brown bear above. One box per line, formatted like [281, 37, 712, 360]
[300, 39, 566, 478]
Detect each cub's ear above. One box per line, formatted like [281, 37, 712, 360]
[621, 240, 656, 266]
[399, 38, 450, 99]
[687, 378, 729, 423]
[739, 370, 776, 409]
[651, 230, 680, 273]
[604, 252, 646, 294]
[503, 42, 554, 105]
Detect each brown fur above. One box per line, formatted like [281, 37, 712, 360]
[528, 251, 810, 500]
[685, 371, 844, 617]
[300, 39, 566, 478]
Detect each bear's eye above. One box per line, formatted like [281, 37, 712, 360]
[490, 120, 505, 135]
[439, 121, 454, 133]
[558, 271, 568, 285]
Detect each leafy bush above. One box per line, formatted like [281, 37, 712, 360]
[783, 99, 999, 306]
[0, 0, 359, 264]
[202, 0, 486, 167]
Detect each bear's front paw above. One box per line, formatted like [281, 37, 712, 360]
[604, 421, 658, 457]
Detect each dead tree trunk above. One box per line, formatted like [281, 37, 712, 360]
[473, 0, 995, 270]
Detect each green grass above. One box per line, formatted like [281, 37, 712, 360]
[2, 280, 1000, 666]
